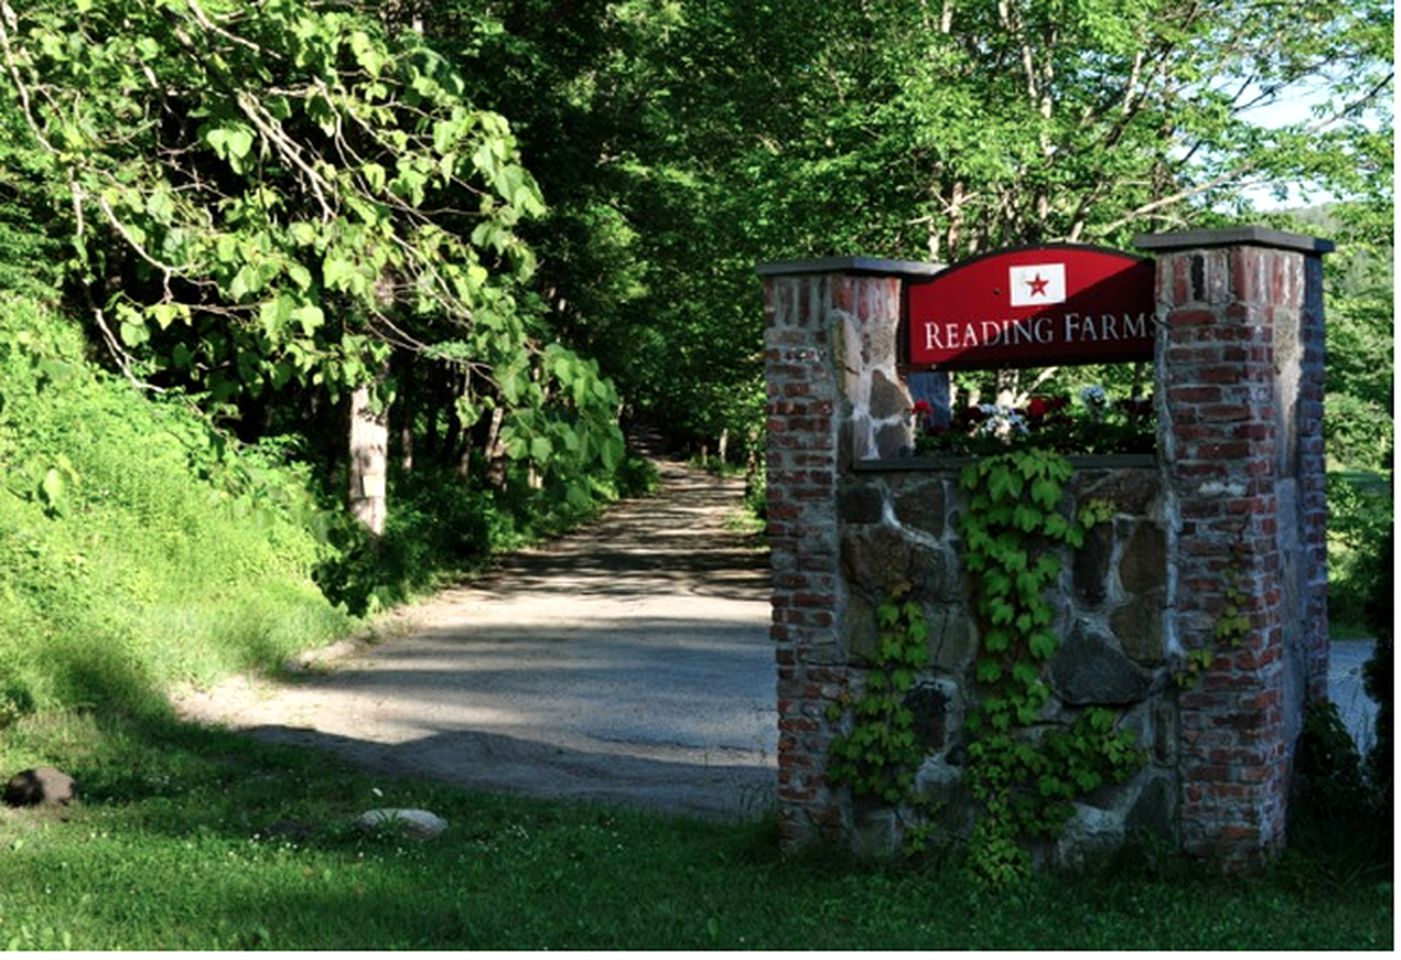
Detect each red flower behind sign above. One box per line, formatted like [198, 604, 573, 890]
[914, 389, 1154, 456]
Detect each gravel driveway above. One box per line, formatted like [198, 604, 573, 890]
[175, 462, 778, 820]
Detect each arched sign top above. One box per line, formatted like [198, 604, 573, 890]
[904, 244, 1155, 371]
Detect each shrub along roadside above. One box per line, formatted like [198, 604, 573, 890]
[314, 451, 658, 619]
[0, 710, 1390, 951]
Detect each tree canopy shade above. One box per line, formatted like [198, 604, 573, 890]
[425, 0, 1390, 450]
[0, 0, 625, 503]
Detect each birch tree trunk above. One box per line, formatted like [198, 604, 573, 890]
[349, 382, 388, 538]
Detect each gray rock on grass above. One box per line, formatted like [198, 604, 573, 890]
[356, 808, 448, 840]
[3, 766, 76, 808]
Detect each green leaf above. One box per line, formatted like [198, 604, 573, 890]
[976, 659, 1002, 683]
[226, 127, 253, 161]
[1028, 630, 1058, 659]
[362, 162, 387, 192]
[323, 257, 357, 291]
[291, 305, 324, 336]
[119, 318, 148, 346]
[148, 302, 183, 329]
[987, 466, 1024, 502]
[1016, 572, 1041, 601]
[1012, 662, 1039, 687]
[1013, 504, 1041, 532]
[1031, 476, 1060, 510]
[146, 187, 175, 224]
[348, 30, 386, 78]
[599, 433, 624, 472]
[228, 264, 262, 300]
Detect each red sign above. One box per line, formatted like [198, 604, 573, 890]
[905, 245, 1155, 370]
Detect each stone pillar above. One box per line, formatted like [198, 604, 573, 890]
[1136, 227, 1332, 869]
[755, 256, 941, 850]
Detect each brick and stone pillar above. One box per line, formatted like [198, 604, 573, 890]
[1136, 227, 1332, 869]
[755, 257, 941, 849]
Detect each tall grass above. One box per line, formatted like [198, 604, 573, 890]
[0, 297, 351, 717]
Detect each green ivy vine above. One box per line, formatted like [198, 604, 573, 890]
[1174, 555, 1251, 687]
[826, 582, 930, 804]
[958, 449, 1145, 887]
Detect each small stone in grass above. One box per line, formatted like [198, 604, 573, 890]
[3, 767, 76, 808]
[356, 808, 448, 840]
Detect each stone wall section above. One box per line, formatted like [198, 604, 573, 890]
[838, 464, 1177, 863]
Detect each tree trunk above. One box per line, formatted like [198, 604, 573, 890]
[399, 418, 415, 474]
[349, 381, 388, 538]
[441, 386, 462, 468]
[484, 404, 507, 489]
[395, 356, 414, 474]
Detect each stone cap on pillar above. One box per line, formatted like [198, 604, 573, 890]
[1134, 226, 1334, 255]
[755, 256, 944, 278]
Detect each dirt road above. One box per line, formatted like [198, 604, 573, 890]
[174, 462, 777, 820]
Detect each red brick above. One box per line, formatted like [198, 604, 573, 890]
[1170, 308, 1218, 327]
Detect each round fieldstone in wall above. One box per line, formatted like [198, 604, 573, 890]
[841, 527, 956, 602]
[1082, 469, 1159, 516]
[1110, 590, 1166, 664]
[841, 525, 912, 597]
[907, 546, 953, 602]
[874, 422, 910, 459]
[1073, 522, 1113, 606]
[838, 483, 887, 525]
[893, 479, 946, 539]
[914, 755, 974, 837]
[1117, 521, 1167, 594]
[1050, 625, 1153, 706]
[902, 682, 950, 753]
[1125, 772, 1176, 841]
[860, 318, 897, 369]
[925, 603, 979, 672]
[843, 592, 879, 664]
[868, 369, 907, 420]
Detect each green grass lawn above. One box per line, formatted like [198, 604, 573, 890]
[0, 710, 1392, 951]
